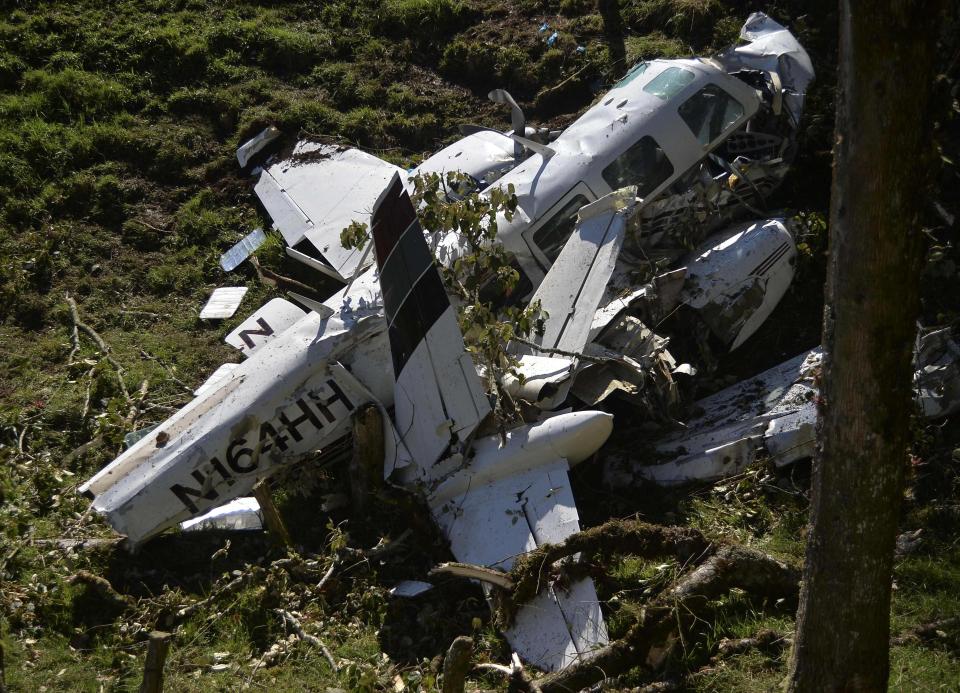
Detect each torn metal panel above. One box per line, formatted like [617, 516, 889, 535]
[180, 497, 263, 532]
[680, 219, 796, 350]
[199, 287, 248, 320]
[285, 292, 335, 320]
[715, 12, 815, 129]
[224, 298, 307, 357]
[615, 349, 821, 486]
[625, 331, 960, 487]
[388, 580, 433, 598]
[502, 355, 575, 408]
[429, 413, 613, 671]
[915, 328, 960, 419]
[236, 126, 282, 169]
[255, 143, 404, 281]
[514, 188, 636, 358]
[220, 227, 267, 272]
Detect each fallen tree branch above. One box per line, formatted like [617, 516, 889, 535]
[275, 609, 338, 672]
[510, 335, 606, 365]
[140, 349, 193, 394]
[249, 256, 320, 297]
[173, 569, 261, 623]
[503, 519, 712, 626]
[532, 545, 800, 693]
[891, 616, 960, 646]
[69, 570, 133, 610]
[473, 653, 541, 693]
[713, 628, 790, 661]
[66, 293, 131, 404]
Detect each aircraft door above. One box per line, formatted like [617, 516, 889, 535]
[521, 182, 598, 272]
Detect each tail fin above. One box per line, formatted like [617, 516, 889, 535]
[370, 174, 490, 470]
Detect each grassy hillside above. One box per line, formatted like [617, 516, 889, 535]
[0, 0, 958, 690]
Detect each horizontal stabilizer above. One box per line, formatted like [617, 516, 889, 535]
[429, 412, 613, 670]
[255, 143, 403, 281]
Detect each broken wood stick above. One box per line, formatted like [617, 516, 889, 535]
[349, 403, 384, 516]
[253, 480, 292, 547]
[891, 616, 960, 646]
[249, 256, 320, 298]
[66, 292, 131, 404]
[442, 636, 474, 693]
[139, 631, 172, 693]
[472, 653, 541, 693]
[714, 628, 790, 661]
[429, 562, 514, 590]
[276, 609, 338, 672]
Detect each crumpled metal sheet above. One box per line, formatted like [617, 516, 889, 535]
[715, 12, 815, 128]
[915, 328, 960, 418]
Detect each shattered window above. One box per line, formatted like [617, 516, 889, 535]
[678, 84, 745, 146]
[615, 62, 648, 88]
[602, 136, 674, 197]
[533, 194, 590, 263]
[642, 67, 696, 100]
[477, 253, 533, 307]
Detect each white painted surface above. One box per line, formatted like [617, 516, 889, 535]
[199, 287, 249, 320]
[679, 218, 796, 350]
[517, 189, 635, 358]
[224, 298, 306, 357]
[255, 143, 403, 280]
[181, 497, 263, 532]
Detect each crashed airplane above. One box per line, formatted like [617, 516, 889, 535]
[80, 13, 819, 671]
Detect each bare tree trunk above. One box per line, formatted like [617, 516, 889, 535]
[597, 0, 625, 69]
[785, 1, 942, 690]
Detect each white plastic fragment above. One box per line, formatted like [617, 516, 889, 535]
[199, 287, 248, 320]
[220, 228, 267, 272]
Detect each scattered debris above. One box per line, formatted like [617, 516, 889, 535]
[388, 580, 434, 598]
[236, 125, 282, 169]
[219, 227, 267, 272]
[198, 287, 248, 320]
[73, 12, 958, 680]
[180, 497, 263, 533]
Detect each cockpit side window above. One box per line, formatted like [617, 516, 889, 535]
[615, 61, 649, 88]
[602, 136, 674, 197]
[532, 194, 590, 263]
[678, 84, 745, 146]
[642, 67, 696, 100]
[477, 253, 533, 307]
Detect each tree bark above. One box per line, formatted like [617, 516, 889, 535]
[785, 2, 942, 690]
